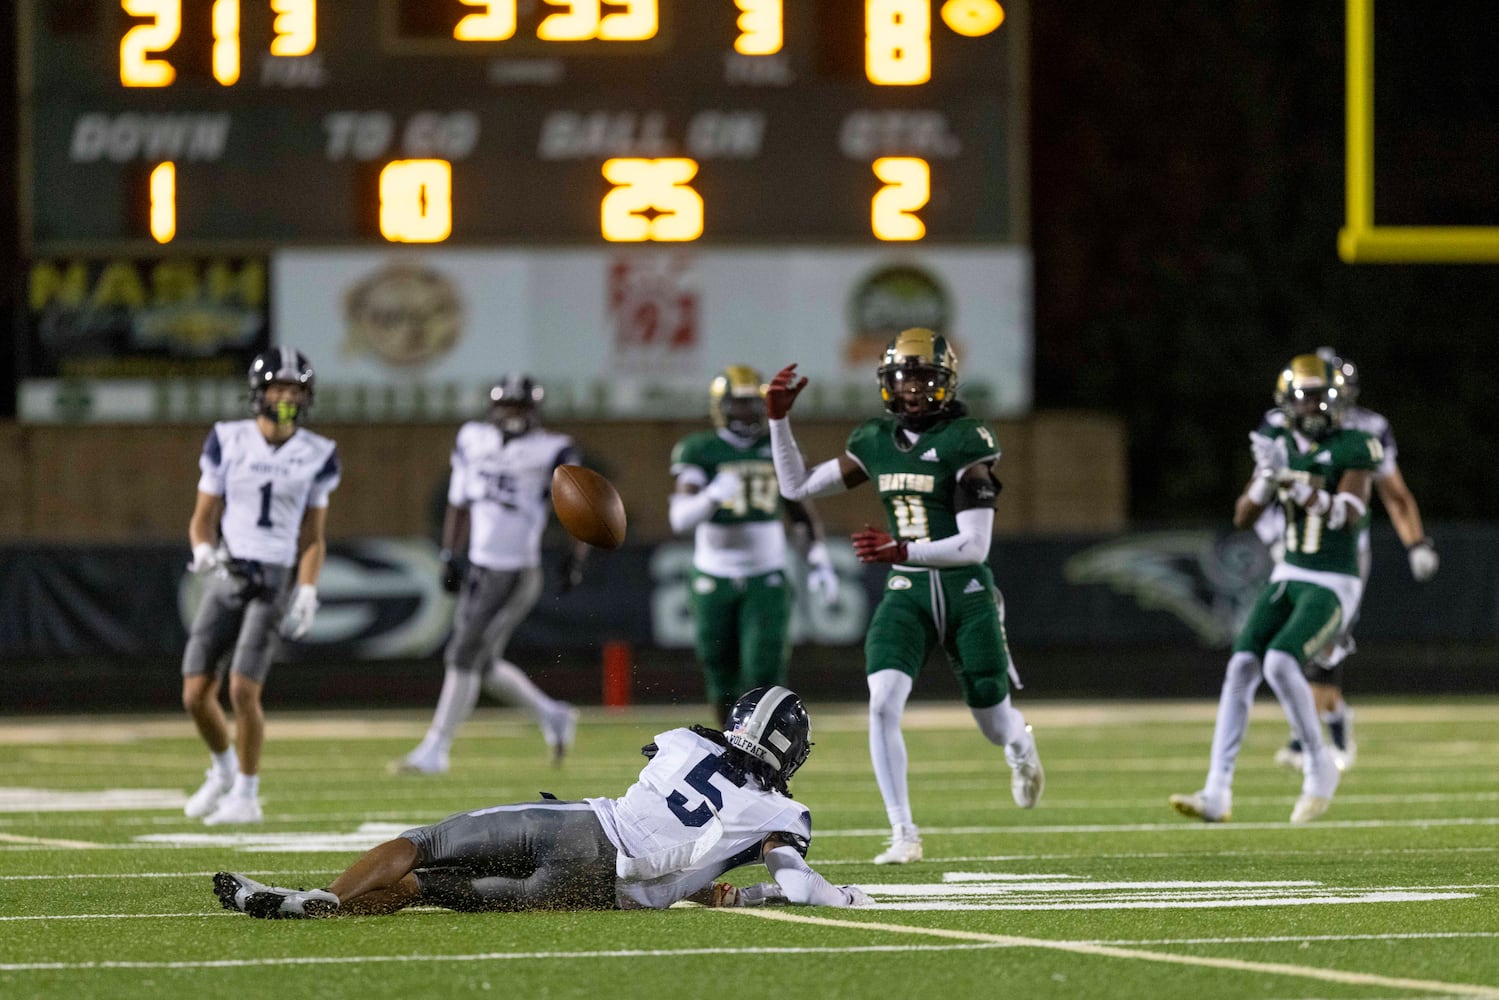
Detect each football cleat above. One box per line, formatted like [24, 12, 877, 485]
[392, 744, 449, 775]
[202, 793, 263, 826]
[1274, 740, 1305, 772]
[1169, 791, 1231, 823]
[184, 768, 234, 819]
[872, 825, 923, 865]
[215, 872, 339, 919]
[1006, 726, 1045, 809]
[1290, 795, 1332, 824]
[543, 704, 579, 765]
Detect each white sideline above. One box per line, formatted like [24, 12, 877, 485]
[726, 908, 1499, 998]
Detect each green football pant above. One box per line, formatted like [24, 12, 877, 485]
[1233, 579, 1344, 665]
[865, 564, 1012, 709]
[689, 568, 793, 722]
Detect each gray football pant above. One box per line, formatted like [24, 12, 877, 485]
[181, 564, 293, 683]
[447, 565, 543, 673]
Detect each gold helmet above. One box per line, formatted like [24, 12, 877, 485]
[1274, 354, 1347, 439]
[710, 365, 768, 439]
[878, 328, 959, 430]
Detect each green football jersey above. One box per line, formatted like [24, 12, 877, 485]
[1267, 424, 1383, 575]
[669, 430, 781, 524]
[845, 415, 1000, 543]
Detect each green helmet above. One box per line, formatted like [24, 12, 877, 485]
[877, 328, 959, 431]
[709, 365, 768, 439]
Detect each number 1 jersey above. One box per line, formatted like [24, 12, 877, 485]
[197, 419, 341, 567]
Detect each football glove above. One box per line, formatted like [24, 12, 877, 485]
[839, 885, 874, 906]
[765, 364, 808, 420]
[702, 469, 744, 504]
[188, 542, 222, 575]
[1249, 432, 1289, 476]
[852, 525, 908, 565]
[439, 550, 464, 594]
[1407, 538, 1439, 582]
[805, 541, 839, 603]
[558, 550, 585, 596]
[280, 584, 319, 640]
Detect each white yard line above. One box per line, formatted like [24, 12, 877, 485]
[727, 909, 1499, 998]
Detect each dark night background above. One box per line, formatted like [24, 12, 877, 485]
[4, 3, 1496, 522]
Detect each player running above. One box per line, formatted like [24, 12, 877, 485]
[764, 329, 1043, 866]
[215, 686, 872, 915]
[1172, 354, 1382, 824]
[180, 347, 341, 826]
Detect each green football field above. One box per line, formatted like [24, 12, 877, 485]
[2, 697, 1497, 999]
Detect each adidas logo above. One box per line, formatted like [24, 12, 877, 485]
[1313, 450, 1332, 462]
[920, 448, 940, 462]
[963, 578, 984, 594]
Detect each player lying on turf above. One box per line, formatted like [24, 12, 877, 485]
[214, 686, 872, 917]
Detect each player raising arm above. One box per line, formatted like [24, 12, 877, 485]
[180, 348, 340, 826]
[764, 329, 1043, 866]
[214, 686, 871, 916]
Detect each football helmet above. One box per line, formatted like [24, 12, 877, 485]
[725, 685, 813, 783]
[1274, 353, 1347, 439]
[248, 347, 315, 426]
[878, 328, 959, 431]
[709, 365, 768, 440]
[490, 374, 544, 436]
[1317, 346, 1359, 407]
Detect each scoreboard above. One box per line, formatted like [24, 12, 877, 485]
[19, 0, 1026, 252]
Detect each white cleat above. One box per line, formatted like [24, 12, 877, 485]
[183, 769, 233, 819]
[1006, 727, 1044, 808]
[392, 745, 449, 775]
[872, 825, 923, 865]
[1332, 746, 1356, 772]
[202, 793, 263, 826]
[543, 704, 579, 764]
[1273, 744, 1305, 772]
[1290, 795, 1332, 824]
[1169, 791, 1231, 823]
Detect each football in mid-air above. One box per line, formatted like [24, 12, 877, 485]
[551, 465, 627, 550]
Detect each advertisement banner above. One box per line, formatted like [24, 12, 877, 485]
[269, 246, 1032, 421]
[22, 258, 270, 379]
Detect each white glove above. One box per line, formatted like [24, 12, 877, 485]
[702, 470, 744, 504]
[839, 885, 874, 906]
[805, 542, 839, 604]
[1408, 540, 1439, 582]
[1249, 432, 1288, 475]
[280, 584, 319, 640]
[188, 543, 222, 574]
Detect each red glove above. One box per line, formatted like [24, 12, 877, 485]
[765, 364, 808, 420]
[852, 525, 909, 564]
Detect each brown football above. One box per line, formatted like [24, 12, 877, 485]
[551, 465, 627, 550]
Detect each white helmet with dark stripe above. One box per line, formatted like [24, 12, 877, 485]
[725, 685, 813, 782]
[247, 347, 315, 425]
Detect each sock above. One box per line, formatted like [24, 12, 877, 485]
[483, 660, 558, 721]
[1263, 651, 1325, 755]
[425, 668, 482, 747]
[211, 747, 238, 780]
[1204, 652, 1262, 802]
[867, 670, 914, 830]
[1323, 705, 1348, 750]
[970, 697, 1032, 761]
[230, 773, 259, 799]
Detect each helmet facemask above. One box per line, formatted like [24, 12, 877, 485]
[248, 348, 316, 428]
[1275, 355, 1346, 440]
[490, 376, 544, 436]
[877, 329, 959, 432]
[710, 367, 768, 440]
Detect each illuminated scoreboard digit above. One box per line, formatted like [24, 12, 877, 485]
[20, 0, 1024, 251]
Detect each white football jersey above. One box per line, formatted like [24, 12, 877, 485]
[448, 422, 580, 571]
[587, 727, 813, 910]
[197, 420, 341, 567]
